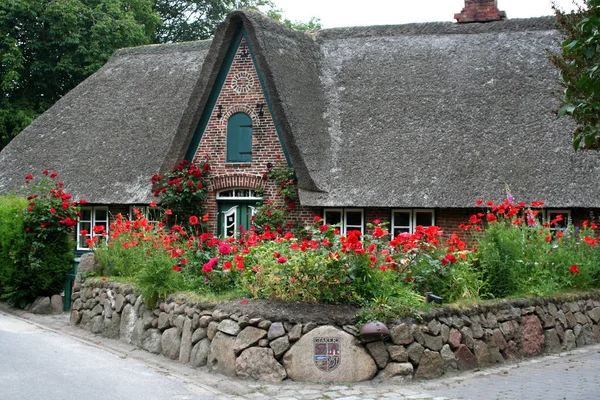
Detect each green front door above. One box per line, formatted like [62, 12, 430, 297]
[218, 202, 256, 237]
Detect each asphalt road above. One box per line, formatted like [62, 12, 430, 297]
[1, 307, 599, 400]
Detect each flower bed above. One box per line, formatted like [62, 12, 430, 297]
[90, 197, 600, 322]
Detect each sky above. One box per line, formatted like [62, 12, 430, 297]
[271, 0, 582, 28]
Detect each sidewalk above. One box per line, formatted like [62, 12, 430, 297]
[2, 303, 599, 400]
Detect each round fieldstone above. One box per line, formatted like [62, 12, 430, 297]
[282, 325, 377, 382]
[190, 338, 211, 367]
[389, 324, 413, 345]
[415, 350, 443, 380]
[268, 322, 285, 340]
[218, 319, 241, 336]
[161, 327, 181, 360]
[235, 348, 287, 383]
[234, 326, 267, 354]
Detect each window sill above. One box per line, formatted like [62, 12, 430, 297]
[225, 163, 252, 168]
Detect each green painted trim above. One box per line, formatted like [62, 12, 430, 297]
[185, 27, 244, 161]
[243, 31, 292, 167]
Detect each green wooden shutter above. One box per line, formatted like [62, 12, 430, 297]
[226, 113, 252, 162]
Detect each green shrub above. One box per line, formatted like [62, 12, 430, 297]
[134, 252, 185, 307]
[0, 196, 28, 297]
[0, 173, 79, 307]
[470, 200, 600, 298]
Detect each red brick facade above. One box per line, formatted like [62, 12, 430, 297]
[190, 37, 316, 233]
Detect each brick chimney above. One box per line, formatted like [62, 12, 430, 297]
[454, 0, 507, 23]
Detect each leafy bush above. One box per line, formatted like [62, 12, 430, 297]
[464, 199, 600, 298]
[253, 163, 298, 233]
[151, 160, 210, 230]
[0, 196, 28, 295]
[0, 172, 80, 307]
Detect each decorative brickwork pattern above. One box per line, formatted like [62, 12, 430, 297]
[455, 0, 506, 23]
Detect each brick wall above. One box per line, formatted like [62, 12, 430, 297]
[454, 0, 506, 23]
[191, 37, 293, 234]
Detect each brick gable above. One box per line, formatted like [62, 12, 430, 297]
[191, 36, 316, 233]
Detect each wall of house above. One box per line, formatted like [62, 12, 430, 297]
[191, 37, 291, 234]
[71, 279, 600, 383]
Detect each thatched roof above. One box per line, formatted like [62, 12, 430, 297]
[301, 17, 600, 208]
[0, 41, 211, 203]
[1, 11, 599, 208]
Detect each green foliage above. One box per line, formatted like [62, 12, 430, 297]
[151, 160, 211, 229]
[0, 173, 79, 306]
[477, 221, 526, 298]
[265, 10, 321, 31]
[240, 237, 357, 303]
[472, 202, 600, 299]
[0, 0, 160, 150]
[552, 0, 600, 150]
[253, 163, 298, 233]
[153, 0, 273, 43]
[0, 196, 28, 295]
[356, 288, 427, 325]
[134, 251, 185, 307]
[152, 0, 321, 43]
[252, 200, 287, 232]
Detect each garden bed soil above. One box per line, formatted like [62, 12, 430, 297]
[198, 298, 359, 326]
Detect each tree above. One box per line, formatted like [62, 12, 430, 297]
[0, 0, 160, 151]
[152, 1, 321, 43]
[153, 0, 271, 43]
[552, 0, 600, 150]
[0, 0, 319, 151]
[265, 9, 321, 31]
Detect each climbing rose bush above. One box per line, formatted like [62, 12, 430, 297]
[151, 159, 211, 231]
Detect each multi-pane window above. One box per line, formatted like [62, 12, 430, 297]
[547, 209, 570, 230]
[226, 113, 252, 163]
[128, 206, 161, 223]
[77, 206, 109, 250]
[391, 209, 435, 237]
[323, 209, 364, 234]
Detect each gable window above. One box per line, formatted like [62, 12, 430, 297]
[323, 208, 364, 234]
[226, 113, 252, 163]
[391, 209, 435, 237]
[77, 206, 109, 250]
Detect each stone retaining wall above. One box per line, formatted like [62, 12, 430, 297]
[70, 280, 600, 383]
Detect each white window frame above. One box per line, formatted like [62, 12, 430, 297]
[222, 205, 238, 238]
[546, 209, 571, 230]
[391, 209, 435, 236]
[344, 209, 364, 234]
[323, 208, 364, 235]
[77, 206, 109, 251]
[128, 205, 160, 224]
[216, 188, 262, 200]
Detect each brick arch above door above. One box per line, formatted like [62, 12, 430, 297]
[210, 174, 263, 191]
